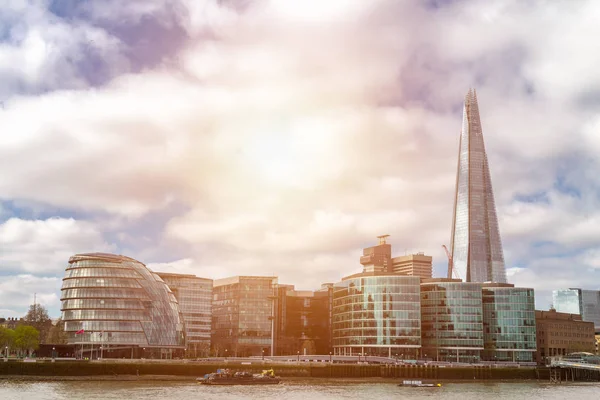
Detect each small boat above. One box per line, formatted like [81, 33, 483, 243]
[197, 368, 282, 385]
[398, 380, 441, 387]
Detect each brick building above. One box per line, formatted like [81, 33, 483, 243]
[535, 309, 596, 364]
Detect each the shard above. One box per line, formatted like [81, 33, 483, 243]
[449, 89, 507, 283]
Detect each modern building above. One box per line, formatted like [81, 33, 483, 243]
[360, 235, 393, 273]
[60, 253, 185, 359]
[275, 284, 333, 356]
[332, 272, 422, 358]
[420, 279, 484, 362]
[535, 309, 596, 364]
[212, 276, 278, 357]
[392, 253, 433, 279]
[449, 89, 507, 283]
[332, 236, 430, 358]
[553, 289, 600, 329]
[157, 272, 213, 358]
[482, 283, 536, 362]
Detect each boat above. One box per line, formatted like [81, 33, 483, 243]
[398, 380, 441, 387]
[197, 368, 282, 385]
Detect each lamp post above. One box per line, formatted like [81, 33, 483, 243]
[100, 346, 103, 360]
[225, 349, 228, 360]
[329, 352, 332, 363]
[262, 349, 264, 361]
[297, 351, 300, 362]
[5, 346, 8, 361]
[52, 347, 56, 362]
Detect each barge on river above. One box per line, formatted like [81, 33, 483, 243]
[398, 380, 442, 387]
[197, 368, 281, 385]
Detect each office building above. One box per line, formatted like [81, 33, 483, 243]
[392, 253, 433, 279]
[60, 253, 185, 358]
[212, 276, 277, 357]
[553, 289, 600, 329]
[333, 272, 421, 358]
[535, 309, 595, 364]
[449, 89, 507, 283]
[157, 272, 213, 358]
[275, 284, 333, 356]
[332, 236, 430, 358]
[482, 283, 536, 362]
[359, 235, 393, 273]
[421, 279, 484, 362]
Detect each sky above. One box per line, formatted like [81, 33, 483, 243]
[1, 0, 600, 318]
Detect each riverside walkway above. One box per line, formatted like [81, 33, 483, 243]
[548, 358, 600, 382]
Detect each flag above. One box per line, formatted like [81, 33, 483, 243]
[75, 329, 85, 335]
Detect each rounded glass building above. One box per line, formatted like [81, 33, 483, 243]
[60, 253, 185, 358]
[332, 273, 421, 358]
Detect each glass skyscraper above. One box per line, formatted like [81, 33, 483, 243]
[553, 288, 600, 329]
[450, 89, 507, 283]
[60, 253, 185, 358]
[332, 273, 421, 358]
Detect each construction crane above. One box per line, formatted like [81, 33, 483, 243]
[442, 245, 456, 280]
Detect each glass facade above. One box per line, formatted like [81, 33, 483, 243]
[275, 286, 332, 356]
[212, 276, 277, 357]
[60, 253, 185, 353]
[450, 89, 507, 283]
[332, 274, 421, 358]
[482, 285, 536, 362]
[553, 288, 600, 329]
[157, 273, 213, 358]
[421, 281, 484, 362]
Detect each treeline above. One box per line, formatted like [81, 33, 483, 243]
[1, 303, 68, 357]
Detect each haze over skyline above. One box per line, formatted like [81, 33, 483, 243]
[2, 0, 600, 318]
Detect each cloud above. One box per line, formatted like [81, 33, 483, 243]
[2, 0, 600, 317]
[0, 217, 113, 275]
[0, 274, 62, 318]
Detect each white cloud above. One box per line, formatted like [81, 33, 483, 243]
[1, 0, 600, 315]
[0, 275, 62, 318]
[0, 217, 113, 275]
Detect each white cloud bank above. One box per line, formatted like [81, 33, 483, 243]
[2, 0, 600, 316]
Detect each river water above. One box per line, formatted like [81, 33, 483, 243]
[1, 379, 599, 400]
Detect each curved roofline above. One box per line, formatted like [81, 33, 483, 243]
[69, 252, 146, 266]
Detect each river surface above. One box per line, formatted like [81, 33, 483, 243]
[1, 379, 599, 400]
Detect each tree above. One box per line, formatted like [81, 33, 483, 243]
[14, 325, 40, 357]
[45, 318, 68, 345]
[23, 303, 52, 344]
[0, 327, 15, 356]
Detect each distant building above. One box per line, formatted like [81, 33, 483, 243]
[421, 279, 484, 362]
[535, 309, 596, 364]
[0, 318, 22, 329]
[553, 289, 600, 329]
[60, 253, 185, 359]
[449, 89, 507, 283]
[392, 253, 433, 279]
[482, 283, 537, 362]
[359, 235, 432, 278]
[359, 235, 393, 273]
[157, 272, 213, 358]
[275, 284, 333, 356]
[212, 276, 277, 357]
